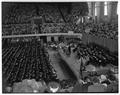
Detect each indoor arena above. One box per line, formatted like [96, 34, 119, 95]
[2, 2, 118, 93]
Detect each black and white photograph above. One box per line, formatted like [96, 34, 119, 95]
[2, 1, 119, 93]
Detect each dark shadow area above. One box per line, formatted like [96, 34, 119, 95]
[57, 55, 77, 81]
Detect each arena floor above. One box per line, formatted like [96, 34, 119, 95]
[47, 49, 71, 80]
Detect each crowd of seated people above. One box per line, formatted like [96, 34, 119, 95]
[3, 72, 118, 93]
[3, 3, 89, 35]
[77, 43, 118, 66]
[2, 3, 66, 35]
[2, 24, 34, 36]
[3, 3, 118, 40]
[2, 38, 118, 93]
[11, 24, 33, 35]
[52, 40, 118, 92]
[2, 39, 58, 90]
[2, 22, 75, 35]
[47, 40, 118, 82]
[44, 40, 118, 83]
[4, 4, 36, 24]
[41, 23, 66, 33]
[38, 5, 64, 23]
[65, 15, 118, 40]
[2, 25, 12, 36]
[59, 40, 118, 67]
[3, 4, 64, 25]
[2, 39, 78, 93]
[59, 7, 118, 40]
[3, 41, 118, 93]
[2, 2, 118, 93]
[2, 22, 118, 40]
[82, 22, 118, 40]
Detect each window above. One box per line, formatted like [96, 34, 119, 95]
[104, 2, 108, 15]
[95, 3, 97, 16]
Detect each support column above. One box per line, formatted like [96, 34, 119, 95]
[96, 2, 104, 23]
[91, 2, 95, 21]
[88, 2, 92, 16]
[47, 36, 51, 42]
[107, 2, 112, 23]
[111, 2, 118, 23]
[107, 2, 118, 23]
[100, 2, 104, 22]
[54, 36, 58, 42]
